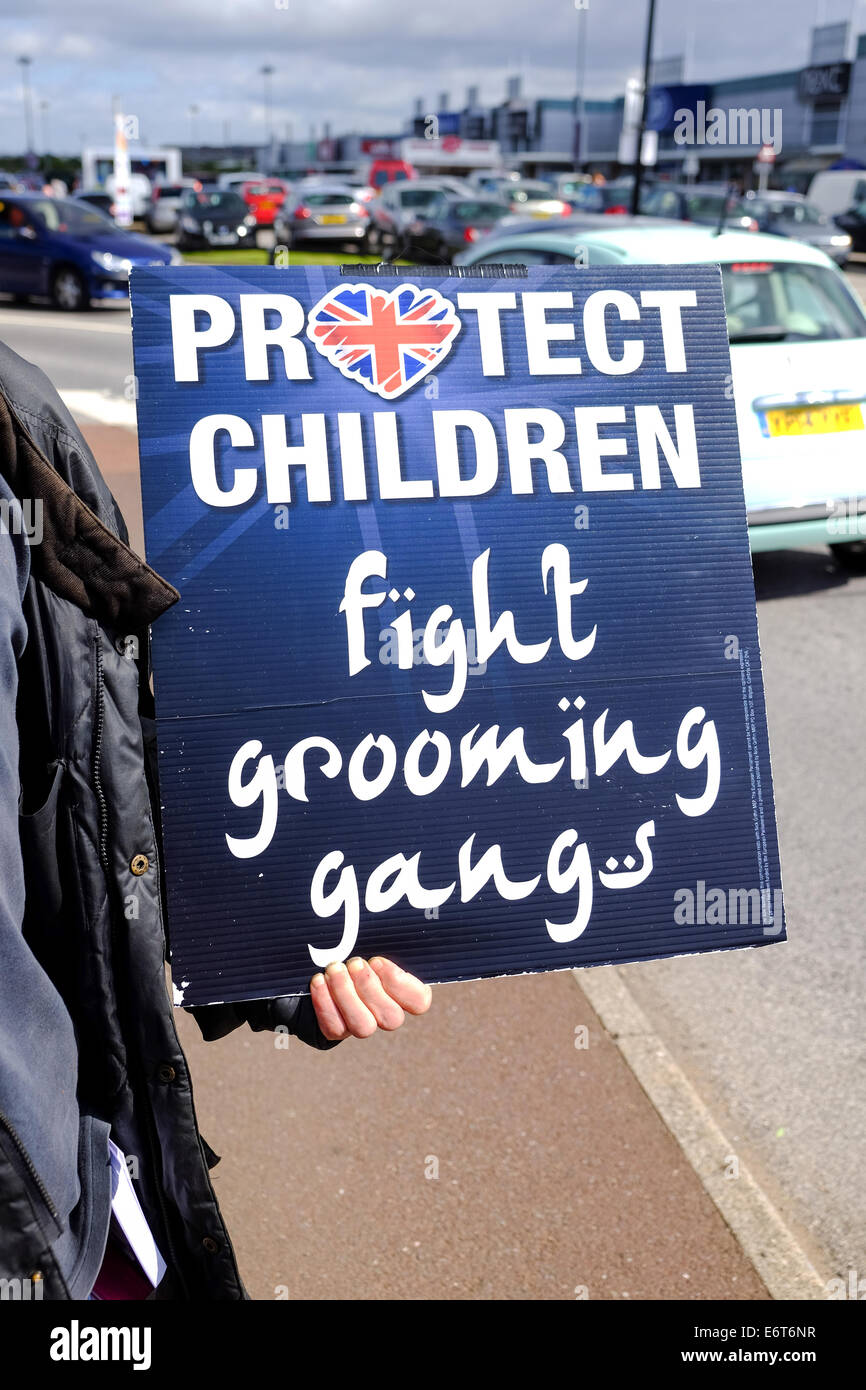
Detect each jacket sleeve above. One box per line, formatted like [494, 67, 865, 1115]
[186, 995, 342, 1050]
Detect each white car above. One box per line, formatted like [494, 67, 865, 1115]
[378, 177, 473, 230]
[457, 223, 866, 563]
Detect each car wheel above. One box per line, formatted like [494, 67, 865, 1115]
[831, 540, 866, 572]
[51, 266, 89, 312]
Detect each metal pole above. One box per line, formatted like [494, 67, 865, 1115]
[17, 56, 34, 158]
[630, 0, 657, 215]
[575, 5, 588, 169]
[261, 65, 275, 150]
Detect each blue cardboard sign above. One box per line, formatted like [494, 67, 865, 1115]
[130, 265, 784, 1007]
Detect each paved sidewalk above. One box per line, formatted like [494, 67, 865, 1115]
[177, 971, 769, 1301]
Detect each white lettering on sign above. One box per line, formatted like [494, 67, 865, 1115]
[170, 288, 699, 386]
[170, 292, 311, 383]
[219, 534, 725, 964]
[185, 403, 700, 506]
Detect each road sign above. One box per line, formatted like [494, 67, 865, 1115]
[130, 265, 785, 1006]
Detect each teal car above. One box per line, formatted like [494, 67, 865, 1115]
[456, 224, 866, 563]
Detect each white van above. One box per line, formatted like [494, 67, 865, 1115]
[807, 170, 866, 218]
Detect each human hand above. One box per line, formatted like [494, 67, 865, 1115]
[310, 956, 433, 1041]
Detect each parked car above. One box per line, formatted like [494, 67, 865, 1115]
[272, 185, 396, 254]
[175, 187, 257, 250]
[553, 171, 593, 200]
[396, 193, 511, 261]
[0, 193, 179, 309]
[474, 209, 682, 242]
[807, 169, 866, 220]
[740, 191, 851, 264]
[216, 171, 258, 192]
[145, 179, 201, 234]
[831, 200, 866, 253]
[568, 180, 639, 215]
[367, 158, 416, 190]
[104, 171, 152, 219]
[506, 180, 572, 218]
[638, 182, 759, 231]
[341, 176, 378, 203]
[467, 170, 522, 196]
[240, 178, 291, 228]
[71, 189, 117, 219]
[456, 222, 866, 563]
[378, 178, 473, 231]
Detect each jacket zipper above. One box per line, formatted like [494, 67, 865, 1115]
[93, 632, 190, 1293]
[92, 634, 109, 874]
[0, 1107, 61, 1223]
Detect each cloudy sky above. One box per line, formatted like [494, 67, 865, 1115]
[0, 0, 863, 155]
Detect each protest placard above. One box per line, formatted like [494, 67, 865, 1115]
[130, 264, 784, 1006]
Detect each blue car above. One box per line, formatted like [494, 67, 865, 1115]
[0, 193, 180, 310]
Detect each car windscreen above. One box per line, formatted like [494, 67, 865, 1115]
[302, 192, 357, 206]
[28, 199, 114, 234]
[757, 200, 825, 225]
[684, 193, 727, 218]
[185, 192, 246, 212]
[399, 188, 447, 208]
[510, 186, 553, 203]
[450, 200, 508, 222]
[156, 186, 187, 198]
[571, 185, 631, 211]
[722, 261, 866, 342]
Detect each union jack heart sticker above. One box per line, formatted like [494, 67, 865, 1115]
[306, 282, 461, 400]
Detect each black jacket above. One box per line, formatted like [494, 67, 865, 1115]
[0, 341, 335, 1299]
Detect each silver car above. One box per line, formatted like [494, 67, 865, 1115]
[274, 185, 388, 252]
[145, 180, 200, 234]
[378, 178, 472, 231]
[742, 191, 852, 266]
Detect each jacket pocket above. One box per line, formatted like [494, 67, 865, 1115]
[19, 760, 66, 975]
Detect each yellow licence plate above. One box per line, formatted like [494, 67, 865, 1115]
[764, 402, 864, 437]
[320, 213, 346, 224]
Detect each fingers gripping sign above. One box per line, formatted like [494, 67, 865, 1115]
[310, 957, 433, 1041]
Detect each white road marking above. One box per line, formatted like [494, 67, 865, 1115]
[60, 389, 137, 429]
[574, 964, 829, 1300]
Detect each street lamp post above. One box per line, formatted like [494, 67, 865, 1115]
[574, 2, 588, 170]
[17, 56, 35, 162]
[39, 100, 50, 158]
[260, 64, 275, 167]
[629, 0, 658, 216]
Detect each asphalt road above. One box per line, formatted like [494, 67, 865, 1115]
[0, 301, 132, 394]
[2, 284, 864, 1297]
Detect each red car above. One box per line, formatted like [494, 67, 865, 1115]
[240, 179, 290, 227]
